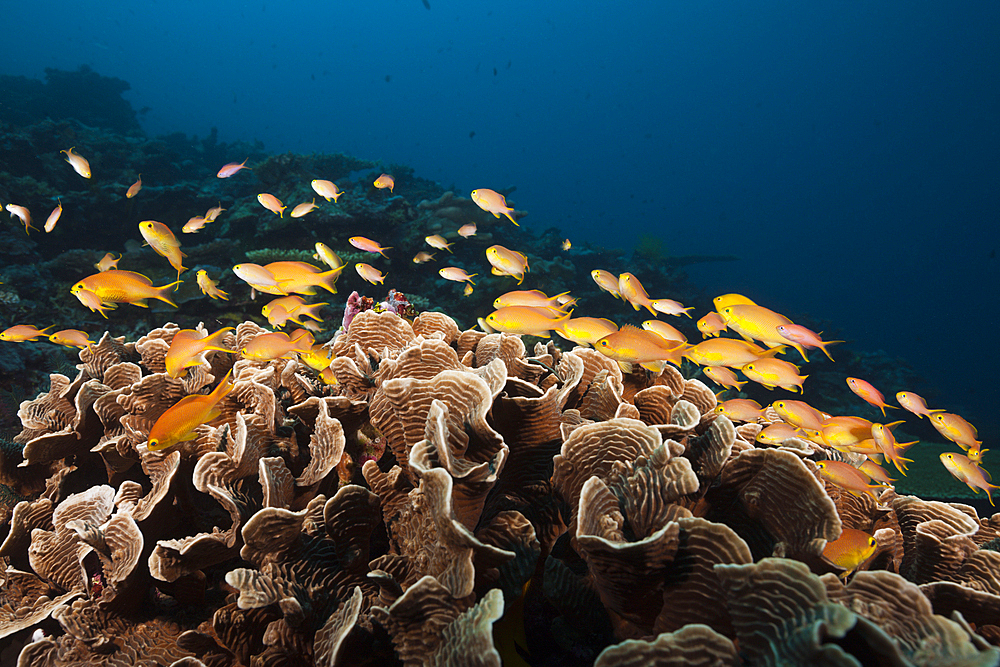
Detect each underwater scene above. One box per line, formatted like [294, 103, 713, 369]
[1, 1, 998, 665]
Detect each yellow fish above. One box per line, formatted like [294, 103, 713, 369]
[742, 358, 807, 393]
[721, 304, 808, 361]
[756, 422, 801, 445]
[591, 269, 621, 299]
[815, 460, 883, 501]
[48, 329, 94, 350]
[485, 306, 571, 337]
[147, 370, 234, 451]
[715, 398, 764, 422]
[439, 267, 477, 284]
[0, 324, 54, 342]
[61, 147, 92, 178]
[355, 263, 386, 285]
[240, 330, 314, 362]
[165, 327, 234, 378]
[257, 193, 286, 217]
[554, 317, 618, 347]
[595, 325, 687, 372]
[374, 173, 395, 192]
[617, 272, 656, 315]
[265, 261, 343, 295]
[196, 270, 229, 300]
[940, 453, 999, 506]
[859, 460, 896, 487]
[713, 293, 757, 312]
[426, 234, 453, 252]
[290, 199, 318, 218]
[871, 422, 916, 476]
[930, 412, 983, 457]
[71, 270, 180, 308]
[895, 391, 942, 420]
[641, 319, 687, 343]
[311, 179, 343, 202]
[138, 220, 187, 280]
[471, 188, 518, 225]
[772, 399, 828, 431]
[823, 528, 877, 578]
[703, 366, 746, 392]
[486, 245, 529, 284]
[493, 290, 569, 310]
[313, 243, 344, 271]
[262, 296, 327, 325]
[683, 338, 783, 367]
[820, 416, 873, 450]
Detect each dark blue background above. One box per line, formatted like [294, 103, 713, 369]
[4, 0, 998, 435]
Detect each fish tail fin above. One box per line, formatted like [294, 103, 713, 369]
[792, 343, 809, 362]
[818, 340, 843, 362]
[379, 247, 393, 258]
[683, 307, 695, 318]
[317, 268, 343, 294]
[155, 282, 182, 307]
[208, 369, 235, 403]
[203, 327, 235, 351]
[503, 210, 519, 226]
[469, 274, 477, 285]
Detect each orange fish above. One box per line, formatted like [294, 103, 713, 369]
[72, 287, 117, 318]
[683, 338, 783, 367]
[776, 324, 841, 362]
[61, 147, 92, 178]
[940, 452, 999, 505]
[95, 252, 121, 272]
[350, 236, 392, 258]
[859, 460, 897, 487]
[721, 304, 807, 361]
[139, 220, 187, 280]
[426, 234, 453, 252]
[742, 358, 807, 393]
[290, 199, 318, 218]
[820, 416, 873, 450]
[930, 412, 984, 459]
[715, 398, 764, 422]
[846, 377, 896, 417]
[0, 324, 54, 342]
[617, 273, 656, 315]
[457, 223, 477, 238]
[71, 270, 180, 309]
[485, 306, 571, 338]
[439, 267, 477, 284]
[772, 399, 828, 431]
[895, 391, 942, 420]
[257, 193, 286, 217]
[816, 460, 883, 501]
[261, 295, 327, 324]
[300, 345, 333, 372]
[651, 299, 695, 318]
[205, 203, 226, 222]
[265, 261, 343, 296]
[48, 329, 94, 350]
[493, 290, 570, 310]
[126, 175, 142, 199]
[240, 330, 314, 362]
[182, 216, 208, 233]
[196, 270, 229, 300]
[697, 312, 727, 338]
[562, 239, 572, 251]
[412, 251, 436, 264]
[703, 366, 746, 392]
[871, 422, 917, 476]
[471, 188, 518, 225]
[756, 422, 801, 446]
[147, 370, 234, 451]
[374, 174, 395, 192]
[217, 159, 250, 178]
[44, 199, 63, 233]
[165, 327, 234, 378]
[486, 245, 529, 283]
[463, 283, 474, 297]
[355, 263, 385, 285]
[554, 317, 618, 347]
[591, 270, 621, 299]
[5, 204, 34, 234]
[232, 263, 280, 290]
[642, 320, 687, 343]
[311, 179, 343, 202]
[595, 325, 687, 372]
[823, 529, 877, 578]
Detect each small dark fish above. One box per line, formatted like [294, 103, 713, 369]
[385, 75, 391, 83]
[422, 0, 430, 8]
[469, 131, 475, 139]
[493, 67, 497, 76]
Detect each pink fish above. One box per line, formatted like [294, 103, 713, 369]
[257, 193, 286, 217]
[349, 236, 392, 258]
[895, 391, 943, 420]
[217, 159, 250, 178]
[846, 377, 896, 417]
[776, 324, 841, 362]
[44, 199, 63, 233]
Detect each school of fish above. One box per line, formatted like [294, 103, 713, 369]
[1, 149, 995, 509]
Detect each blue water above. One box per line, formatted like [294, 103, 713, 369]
[4, 1, 998, 435]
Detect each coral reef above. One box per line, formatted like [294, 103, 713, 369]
[0, 311, 996, 665]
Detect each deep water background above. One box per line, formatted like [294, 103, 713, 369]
[3, 1, 998, 436]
